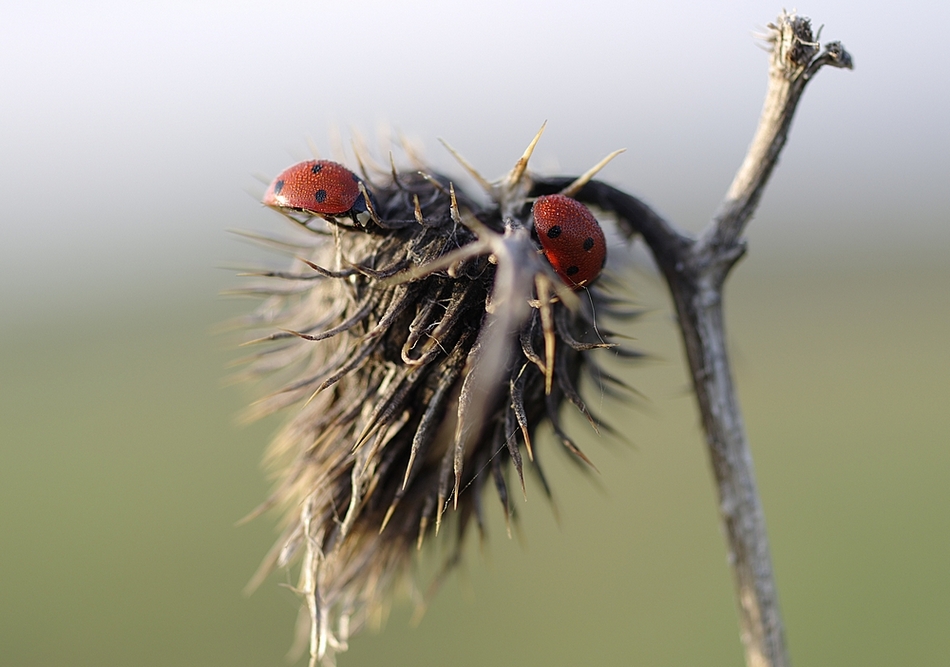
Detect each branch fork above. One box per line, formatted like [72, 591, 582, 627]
[619, 12, 852, 667]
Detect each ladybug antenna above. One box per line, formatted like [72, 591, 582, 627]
[438, 137, 493, 194]
[559, 149, 626, 198]
[505, 120, 547, 191]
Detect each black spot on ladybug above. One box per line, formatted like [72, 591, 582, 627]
[274, 180, 284, 195]
[351, 172, 361, 182]
[566, 266, 580, 276]
[314, 190, 327, 203]
[583, 237, 595, 251]
[546, 225, 562, 239]
[311, 163, 323, 174]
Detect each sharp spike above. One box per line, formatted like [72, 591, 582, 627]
[396, 129, 428, 170]
[490, 456, 512, 538]
[250, 171, 274, 187]
[446, 183, 494, 237]
[303, 386, 321, 408]
[504, 404, 527, 499]
[350, 139, 373, 183]
[435, 446, 454, 536]
[376, 120, 394, 155]
[412, 194, 424, 225]
[438, 137, 493, 193]
[328, 123, 346, 162]
[449, 183, 462, 225]
[388, 151, 406, 190]
[559, 148, 626, 197]
[536, 275, 557, 395]
[417, 171, 450, 196]
[416, 515, 429, 550]
[379, 503, 396, 534]
[507, 121, 547, 188]
[357, 181, 382, 225]
[510, 365, 535, 461]
[305, 135, 321, 159]
[350, 128, 387, 175]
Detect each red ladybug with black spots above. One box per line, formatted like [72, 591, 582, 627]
[263, 160, 375, 225]
[532, 194, 607, 289]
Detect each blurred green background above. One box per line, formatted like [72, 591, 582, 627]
[3, 253, 948, 666]
[2, 1, 949, 665]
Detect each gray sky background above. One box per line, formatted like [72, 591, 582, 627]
[2, 0, 948, 317]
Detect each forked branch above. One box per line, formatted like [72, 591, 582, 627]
[613, 12, 851, 667]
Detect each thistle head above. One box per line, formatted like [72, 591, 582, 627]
[235, 127, 634, 665]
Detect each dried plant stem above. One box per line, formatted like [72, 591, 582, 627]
[242, 13, 852, 667]
[627, 13, 851, 667]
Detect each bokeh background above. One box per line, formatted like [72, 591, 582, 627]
[2, 1, 948, 665]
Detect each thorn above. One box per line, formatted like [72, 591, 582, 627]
[449, 183, 462, 225]
[305, 135, 321, 159]
[417, 516, 429, 550]
[507, 121, 547, 188]
[511, 364, 535, 461]
[358, 181, 382, 225]
[402, 451, 416, 489]
[272, 327, 302, 340]
[250, 171, 273, 186]
[352, 420, 378, 454]
[396, 130, 428, 170]
[447, 183, 495, 237]
[238, 333, 277, 347]
[379, 503, 396, 533]
[536, 275, 557, 395]
[350, 128, 387, 175]
[297, 256, 343, 277]
[350, 139, 373, 183]
[438, 137, 493, 194]
[559, 148, 626, 197]
[303, 386, 321, 408]
[412, 194, 424, 225]
[417, 171, 450, 196]
[389, 151, 406, 190]
[328, 123, 346, 162]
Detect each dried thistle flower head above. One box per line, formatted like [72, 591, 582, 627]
[235, 126, 639, 666]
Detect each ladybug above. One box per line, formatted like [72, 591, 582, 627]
[263, 160, 374, 225]
[531, 194, 607, 289]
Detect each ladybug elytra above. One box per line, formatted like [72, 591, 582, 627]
[263, 160, 373, 224]
[532, 194, 606, 289]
